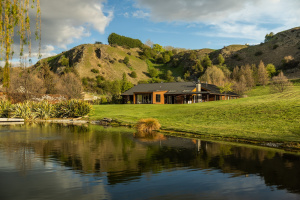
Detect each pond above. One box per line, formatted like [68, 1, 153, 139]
[0, 123, 300, 200]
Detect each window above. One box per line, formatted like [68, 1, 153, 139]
[156, 94, 161, 103]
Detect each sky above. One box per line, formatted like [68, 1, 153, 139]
[4, 0, 300, 66]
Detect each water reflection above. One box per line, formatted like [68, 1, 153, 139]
[0, 123, 300, 199]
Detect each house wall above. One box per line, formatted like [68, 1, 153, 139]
[152, 91, 167, 104]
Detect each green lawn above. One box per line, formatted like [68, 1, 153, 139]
[90, 85, 300, 143]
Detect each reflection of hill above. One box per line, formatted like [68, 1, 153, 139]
[1, 124, 300, 193]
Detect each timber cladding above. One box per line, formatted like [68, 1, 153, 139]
[152, 91, 167, 104]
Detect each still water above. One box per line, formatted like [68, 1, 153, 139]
[0, 123, 300, 200]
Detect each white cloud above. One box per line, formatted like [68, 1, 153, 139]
[132, 10, 150, 18]
[134, 0, 300, 40]
[33, 0, 113, 50]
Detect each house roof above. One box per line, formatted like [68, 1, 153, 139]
[122, 82, 239, 96]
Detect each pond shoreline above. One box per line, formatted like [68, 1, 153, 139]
[34, 118, 300, 153]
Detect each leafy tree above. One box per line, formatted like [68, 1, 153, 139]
[162, 54, 171, 63]
[189, 52, 197, 60]
[184, 71, 190, 81]
[61, 55, 69, 67]
[165, 70, 175, 82]
[121, 73, 133, 93]
[148, 68, 159, 78]
[201, 65, 227, 87]
[108, 33, 143, 48]
[218, 54, 225, 66]
[202, 54, 212, 68]
[266, 63, 276, 77]
[1, 0, 41, 90]
[219, 82, 233, 96]
[152, 44, 165, 53]
[265, 32, 274, 42]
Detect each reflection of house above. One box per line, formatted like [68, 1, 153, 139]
[121, 82, 239, 104]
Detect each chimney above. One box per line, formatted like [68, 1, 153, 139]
[196, 81, 201, 92]
[196, 81, 202, 103]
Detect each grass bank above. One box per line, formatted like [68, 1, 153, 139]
[90, 85, 300, 144]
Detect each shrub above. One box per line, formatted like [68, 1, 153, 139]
[124, 56, 129, 65]
[273, 44, 279, 49]
[91, 69, 99, 73]
[32, 101, 55, 119]
[254, 51, 263, 56]
[12, 102, 36, 120]
[0, 101, 12, 117]
[101, 97, 108, 104]
[148, 68, 159, 78]
[55, 99, 92, 118]
[130, 71, 137, 78]
[137, 118, 161, 133]
[97, 64, 102, 68]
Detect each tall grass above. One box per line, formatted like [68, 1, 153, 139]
[137, 118, 161, 132]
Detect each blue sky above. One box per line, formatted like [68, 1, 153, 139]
[3, 0, 300, 66]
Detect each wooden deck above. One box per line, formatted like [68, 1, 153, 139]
[0, 118, 24, 125]
[0, 118, 24, 122]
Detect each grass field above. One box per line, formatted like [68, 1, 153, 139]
[90, 84, 300, 144]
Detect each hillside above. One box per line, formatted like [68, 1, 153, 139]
[34, 27, 300, 85]
[34, 44, 149, 84]
[211, 27, 300, 78]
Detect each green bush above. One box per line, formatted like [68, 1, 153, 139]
[32, 101, 55, 120]
[0, 100, 92, 120]
[91, 69, 99, 73]
[0, 100, 12, 118]
[101, 97, 108, 104]
[124, 56, 130, 65]
[130, 71, 137, 78]
[12, 102, 36, 120]
[254, 51, 263, 56]
[55, 100, 92, 118]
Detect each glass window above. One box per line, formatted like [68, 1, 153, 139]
[156, 94, 161, 103]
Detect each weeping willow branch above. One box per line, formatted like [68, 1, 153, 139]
[0, 0, 41, 89]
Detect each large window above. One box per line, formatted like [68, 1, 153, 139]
[156, 94, 161, 103]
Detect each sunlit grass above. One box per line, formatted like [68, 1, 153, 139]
[90, 85, 300, 143]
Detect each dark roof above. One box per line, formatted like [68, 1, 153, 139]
[121, 82, 238, 96]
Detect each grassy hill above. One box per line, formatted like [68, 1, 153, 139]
[35, 44, 150, 84]
[33, 27, 300, 85]
[90, 82, 300, 148]
[210, 27, 300, 77]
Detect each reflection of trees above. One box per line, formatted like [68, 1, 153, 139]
[1, 124, 300, 193]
